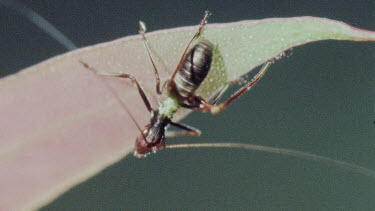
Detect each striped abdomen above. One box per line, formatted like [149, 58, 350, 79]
[173, 40, 213, 98]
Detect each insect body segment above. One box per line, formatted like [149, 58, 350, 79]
[171, 40, 214, 99]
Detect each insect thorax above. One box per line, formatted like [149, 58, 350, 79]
[158, 93, 180, 118]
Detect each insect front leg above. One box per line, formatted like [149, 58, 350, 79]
[80, 61, 153, 112]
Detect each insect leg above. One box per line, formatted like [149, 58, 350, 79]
[209, 76, 250, 104]
[165, 122, 201, 137]
[209, 84, 229, 105]
[80, 61, 153, 112]
[139, 21, 161, 96]
[168, 11, 211, 87]
[183, 49, 293, 114]
[209, 49, 293, 114]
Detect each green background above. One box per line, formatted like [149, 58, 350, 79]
[1, 0, 374, 209]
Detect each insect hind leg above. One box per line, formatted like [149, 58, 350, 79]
[209, 49, 293, 114]
[168, 11, 211, 87]
[182, 49, 293, 114]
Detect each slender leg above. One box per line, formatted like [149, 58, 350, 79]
[80, 61, 153, 112]
[209, 76, 250, 105]
[139, 11, 210, 96]
[209, 84, 229, 105]
[161, 79, 169, 93]
[168, 11, 211, 87]
[165, 121, 201, 137]
[139, 21, 161, 96]
[183, 49, 293, 114]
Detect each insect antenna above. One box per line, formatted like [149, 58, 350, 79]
[0, 0, 77, 50]
[166, 142, 375, 179]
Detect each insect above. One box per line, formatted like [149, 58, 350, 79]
[81, 11, 292, 158]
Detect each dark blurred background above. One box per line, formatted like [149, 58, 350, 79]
[1, 0, 374, 209]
